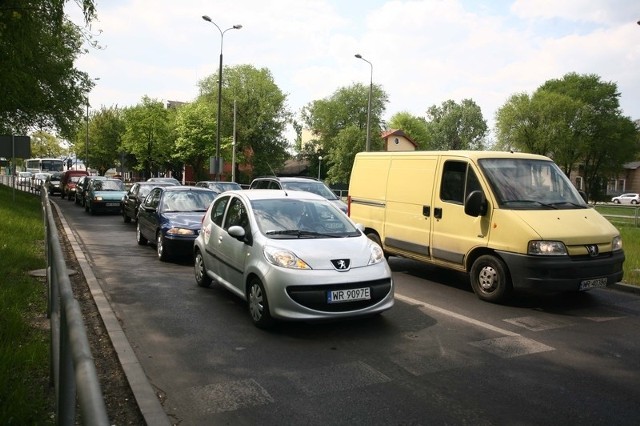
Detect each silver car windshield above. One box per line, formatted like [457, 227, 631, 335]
[281, 181, 339, 200]
[479, 158, 587, 209]
[252, 199, 359, 238]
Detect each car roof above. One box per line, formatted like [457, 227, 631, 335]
[229, 189, 326, 202]
[252, 176, 320, 182]
[160, 186, 215, 192]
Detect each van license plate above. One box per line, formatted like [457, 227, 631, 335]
[579, 278, 608, 291]
[328, 287, 371, 303]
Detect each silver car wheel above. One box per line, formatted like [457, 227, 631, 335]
[194, 251, 212, 288]
[248, 279, 273, 329]
[156, 232, 167, 261]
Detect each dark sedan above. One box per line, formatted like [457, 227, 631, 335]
[122, 181, 177, 223]
[136, 186, 217, 261]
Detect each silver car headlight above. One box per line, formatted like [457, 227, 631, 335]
[368, 243, 385, 265]
[612, 235, 622, 251]
[263, 246, 311, 270]
[528, 240, 567, 256]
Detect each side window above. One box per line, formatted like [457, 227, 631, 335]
[224, 198, 249, 233]
[211, 196, 230, 227]
[440, 161, 483, 204]
[145, 188, 160, 208]
[268, 180, 281, 189]
[440, 161, 466, 203]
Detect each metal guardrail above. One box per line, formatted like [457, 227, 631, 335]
[41, 188, 110, 425]
[594, 204, 640, 227]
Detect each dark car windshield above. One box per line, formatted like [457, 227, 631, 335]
[281, 181, 339, 200]
[162, 191, 216, 212]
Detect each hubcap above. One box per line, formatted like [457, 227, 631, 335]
[478, 265, 498, 292]
[157, 234, 163, 257]
[248, 284, 264, 322]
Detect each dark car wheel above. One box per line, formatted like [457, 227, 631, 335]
[156, 232, 169, 261]
[194, 250, 212, 288]
[248, 278, 274, 329]
[470, 254, 512, 303]
[123, 209, 131, 223]
[136, 223, 147, 245]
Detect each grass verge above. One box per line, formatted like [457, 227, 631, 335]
[0, 185, 54, 424]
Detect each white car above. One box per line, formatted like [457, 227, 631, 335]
[611, 193, 640, 204]
[193, 189, 394, 328]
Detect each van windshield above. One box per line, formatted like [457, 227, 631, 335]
[478, 158, 588, 210]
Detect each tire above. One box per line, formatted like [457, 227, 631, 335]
[85, 201, 89, 212]
[156, 231, 169, 261]
[632, 200, 638, 205]
[194, 250, 212, 288]
[470, 254, 512, 303]
[613, 199, 620, 204]
[123, 209, 131, 223]
[248, 278, 274, 329]
[136, 223, 148, 245]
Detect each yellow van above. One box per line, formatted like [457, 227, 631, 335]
[348, 150, 624, 302]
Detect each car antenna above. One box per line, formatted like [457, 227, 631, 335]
[267, 163, 288, 197]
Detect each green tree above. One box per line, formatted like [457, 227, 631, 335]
[387, 111, 430, 149]
[198, 65, 290, 181]
[173, 99, 215, 182]
[424, 99, 487, 150]
[300, 83, 388, 183]
[121, 97, 174, 179]
[30, 130, 64, 158]
[0, 0, 98, 137]
[496, 72, 640, 199]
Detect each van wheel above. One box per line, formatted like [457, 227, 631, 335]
[470, 255, 512, 303]
[248, 278, 274, 329]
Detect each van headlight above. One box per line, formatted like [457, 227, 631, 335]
[264, 246, 311, 269]
[612, 236, 622, 251]
[528, 241, 567, 256]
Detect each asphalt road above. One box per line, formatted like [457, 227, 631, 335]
[54, 197, 640, 426]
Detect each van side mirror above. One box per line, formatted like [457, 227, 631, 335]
[464, 190, 487, 217]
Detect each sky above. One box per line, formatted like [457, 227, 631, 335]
[68, 0, 640, 143]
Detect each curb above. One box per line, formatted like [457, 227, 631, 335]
[610, 282, 640, 295]
[51, 201, 171, 426]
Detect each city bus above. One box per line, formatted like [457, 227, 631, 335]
[24, 158, 65, 173]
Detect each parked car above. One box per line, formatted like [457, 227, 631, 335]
[60, 170, 89, 199]
[249, 176, 347, 213]
[16, 171, 32, 186]
[85, 178, 127, 215]
[32, 172, 51, 190]
[195, 180, 243, 194]
[611, 193, 640, 204]
[75, 175, 106, 206]
[136, 186, 217, 261]
[45, 172, 64, 195]
[62, 175, 84, 201]
[122, 181, 178, 223]
[147, 177, 181, 185]
[193, 189, 394, 328]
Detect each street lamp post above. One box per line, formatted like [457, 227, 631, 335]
[85, 100, 89, 172]
[202, 15, 242, 180]
[355, 53, 373, 152]
[318, 156, 322, 180]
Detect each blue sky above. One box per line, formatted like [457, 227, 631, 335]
[68, 0, 640, 143]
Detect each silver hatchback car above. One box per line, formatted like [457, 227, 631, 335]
[194, 189, 394, 328]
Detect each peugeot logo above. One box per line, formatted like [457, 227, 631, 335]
[331, 259, 351, 271]
[586, 245, 599, 257]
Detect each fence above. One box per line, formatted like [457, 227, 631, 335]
[41, 183, 110, 425]
[594, 204, 640, 227]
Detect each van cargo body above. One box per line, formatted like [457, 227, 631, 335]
[348, 150, 624, 302]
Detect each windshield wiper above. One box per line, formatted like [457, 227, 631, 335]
[265, 229, 341, 238]
[502, 199, 558, 209]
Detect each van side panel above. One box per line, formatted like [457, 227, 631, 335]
[384, 156, 437, 259]
[348, 155, 391, 236]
